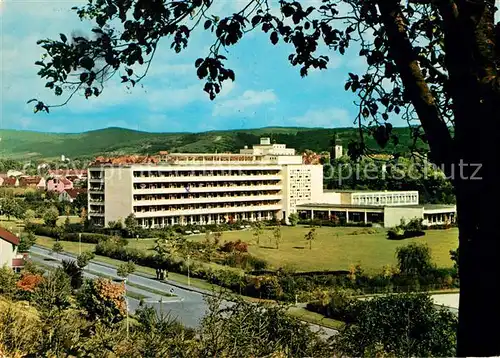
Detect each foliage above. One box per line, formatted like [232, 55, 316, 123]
[396, 243, 434, 276]
[16, 273, 43, 293]
[61, 259, 84, 289]
[0, 266, 19, 297]
[43, 206, 60, 227]
[117, 261, 136, 278]
[32, 268, 72, 312]
[252, 222, 263, 246]
[304, 227, 317, 250]
[0, 197, 24, 221]
[0, 298, 42, 356]
[306, 288, 357, 322]
[124, 213, 140, 238]
[333, 293, 457, 357]
[273, 225, 283, 249]
[77, 251, 95, 268]
[132, 305, 197, 357]
[77, 278, 126, 325]
[199, 294, 332, 357]
[52, 241, 64, 256]
[388, 218, 426, 240]
[288, 212, 299, 226]
[18, 232, 37, 252]
[220, 239, 248, 253]
[23, 209, 36, 227]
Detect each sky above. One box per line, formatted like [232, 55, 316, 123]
[0, 0, 395, 134]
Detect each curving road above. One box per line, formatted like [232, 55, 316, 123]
[30, 245, 337, 337]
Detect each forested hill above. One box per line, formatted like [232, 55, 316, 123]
[0, 126, 424, 160]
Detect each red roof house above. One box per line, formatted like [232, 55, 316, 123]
[0, 227, 25, 271]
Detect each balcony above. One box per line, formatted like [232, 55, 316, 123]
[133, 194, 282, 206]
[134, 204, 283, 218]
[89, 212, 104, 216]
[133, 184, 282, 195]
[133, 174, 282, 184]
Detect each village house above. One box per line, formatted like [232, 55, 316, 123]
[46, 177, 73, 193]
[59, 188, 86, 203]
[0, 177, 19, 187]
[0, 227, 25, 272]
[18, 176, 46, 189]
[48, 169, 87, 179]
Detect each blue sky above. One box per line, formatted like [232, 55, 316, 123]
[0, 0, 397, 133]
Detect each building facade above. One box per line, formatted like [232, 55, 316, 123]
[88, 138, 323, 228]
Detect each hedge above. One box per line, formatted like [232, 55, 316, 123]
[30, 224, 115, 244]
[387, 230, 426, 240]
[298, 219, 373, 228]
[61, 232, 113, 244]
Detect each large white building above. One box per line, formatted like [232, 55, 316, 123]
[88, 138, 456, 228]
[88, 138, 323, 228]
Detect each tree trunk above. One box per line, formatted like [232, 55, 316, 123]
[455, 101, 500, 356]
[456, 173, 500, 356]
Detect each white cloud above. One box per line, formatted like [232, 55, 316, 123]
[290, 108, 354, 128]
[212, 89, 277, 116]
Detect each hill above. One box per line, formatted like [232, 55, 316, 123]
[0, 126, 423, 160]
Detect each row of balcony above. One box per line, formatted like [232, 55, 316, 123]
[133, 194, 282, 206]
[133, 169, 281, 177]
[133, 204, 282, 218]
[133, 174, 282, 184]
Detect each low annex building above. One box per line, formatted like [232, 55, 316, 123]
[296, 190, 456, 227]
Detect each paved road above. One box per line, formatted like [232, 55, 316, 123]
[30, 245, 337, 337]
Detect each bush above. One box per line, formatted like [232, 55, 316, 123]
[220, 240, 248, 253]
[31, 225, 61, 239]
[298, 219, 372, 228]
[247, 255, 268, 271]
[61, 232, 112, 244]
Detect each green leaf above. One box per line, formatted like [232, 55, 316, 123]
[60, 33, 67, 43]
[204, 20, 212, 30]
[55, 86, 63, 96]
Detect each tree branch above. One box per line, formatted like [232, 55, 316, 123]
[376, 0, 453, 166]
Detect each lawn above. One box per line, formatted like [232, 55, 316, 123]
[188, 226, 459, 273]
[30, 223, 458, 273]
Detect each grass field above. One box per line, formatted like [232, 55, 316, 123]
[35, 225, 458, 273]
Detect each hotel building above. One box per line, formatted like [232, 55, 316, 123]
[88, 138, 456, 228]
[88, 138, 323, 228]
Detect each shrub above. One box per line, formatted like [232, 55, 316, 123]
[220, 240, 248, 253]
[31, 224, 61, 239]
[298, 219, 373, 228]
[247, 255, 268, 271]
[61, 232, 112, 244]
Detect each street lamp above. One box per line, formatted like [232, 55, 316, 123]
[118, 277, 130, 339]
[78, 233, 82, 255]
[187, 254, 191, 286]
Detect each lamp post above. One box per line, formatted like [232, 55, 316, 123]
[122, 278, 129, 339]
[187, 254, 191, 286]
[78, 232, 82, 255]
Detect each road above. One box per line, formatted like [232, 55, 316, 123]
[30, 245, 337, 337]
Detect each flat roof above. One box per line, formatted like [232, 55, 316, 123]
[324, 189, 419, 194]
[296, 203, 385, 210]
[423, 204, 456, 211]
[296, 203, 456, 212]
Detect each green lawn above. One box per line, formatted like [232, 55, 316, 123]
[35, 225, 459, 273]
[188, 226, 459, 273]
